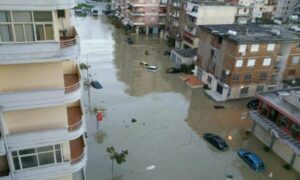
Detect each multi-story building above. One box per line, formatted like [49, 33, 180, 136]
[165, 0, 186, 48]
[182, 1, 250, 49]
[126, 0, 168, 35]
[227, 0, 277, 23]
[0, 0, 87, 179]
[274, 0, 300, 23]
[250, 88, 300, 172]
[194, 24, 300, 101]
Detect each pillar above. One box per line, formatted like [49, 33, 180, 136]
[289, 152, 297, 168]
[251, 122, 257, 133]
[146, 26, 149, 35]
[268, 134, 275, 149]
[135, 26, 139, 35]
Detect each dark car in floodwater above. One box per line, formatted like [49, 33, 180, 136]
[203, 133, 228, 151]
[237, 149, 265, 172]
[166, 67, 181, 73]
[247, 99, 259, 110]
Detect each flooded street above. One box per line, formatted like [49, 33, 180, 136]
[74, 3, 299, 180]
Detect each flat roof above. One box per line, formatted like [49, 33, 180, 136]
[173, 48, 197, 58]
[257, 88, 300, 124]
[200, 24, 300, 44]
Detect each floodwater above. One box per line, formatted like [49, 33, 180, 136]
[74, 3, 299, 180]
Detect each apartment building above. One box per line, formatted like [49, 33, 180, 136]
[182, 1, 250, 49]
[274, 0, 300, 23]
[0, 0, 87, 180]
[250, 88, 300, 172]
[165, 0, 186, 47]
[194, 24, 300, 101]
[126, 0, 167, 35]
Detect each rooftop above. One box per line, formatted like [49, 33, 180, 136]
[174, 48, 197, 58]
[257, 88, 300, 124]
[200, 24, 300, 44]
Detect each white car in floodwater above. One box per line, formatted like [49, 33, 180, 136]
[145, 65, 158, 72]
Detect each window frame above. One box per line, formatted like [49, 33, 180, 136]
[263, 58, 272, 66]
[247, 59, 256, 67]
[250, 44, 259, 52]
[235, 59, 243, 68]
[0, 10, 54, 43]
[11, 144, 63, 171]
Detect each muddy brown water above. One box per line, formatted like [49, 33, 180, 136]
[74, 3, 299, 180]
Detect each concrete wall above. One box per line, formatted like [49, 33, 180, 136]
[3, 105, 68, 135]
[197, 6, 236, 25]
[0, 62, 64, 92]
[63, 141, 71, 161]
[48, 174, 72, 180]
[62, 60, 77, 74]
[53, 10, 74, 38]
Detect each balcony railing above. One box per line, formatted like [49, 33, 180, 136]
[70, 136, 86, 165]
[64, 74, 80, 93]
[59, 26, 78, 48]
[67, 106, 83, 132]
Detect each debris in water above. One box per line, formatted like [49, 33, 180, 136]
[146, 165, 155, 170]
[131, 118, 137, 123]
[226, 175, 233, 180]
[142, 123, 146, 126]
[214, 105, 225, 109]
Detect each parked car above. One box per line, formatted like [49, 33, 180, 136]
[237, 149, 265, 172]
[90, 80, 103, 89]
[166, 67, 181, 73]
[203, 133, 228, 151]
[92, 9, 98, 16]
[163, 50, 171, 56]
[145, 65, 158, 72]
[140, 61, 149, 67]
[127, 37, 133, 44]
[247, 99, 259, 110]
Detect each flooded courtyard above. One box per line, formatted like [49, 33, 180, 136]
[74, 3, 299, 180]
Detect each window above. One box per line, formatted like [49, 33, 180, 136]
[231, 74, 239, 81]
[267, 43, 275, 51]
[207, 76, 212, 84]
[235, 60, 243, 67]
[12, 144, 63, 170]
[250, 44, 259, 52]
[260, 72, 268, 80]
[247, 59, 256, 67]
[292, 56, 300, 64]
[256, 85, 264, 92]
[240, 87, 249, 96]
[288, 69, 296, 76]
[57, 10, 65, 18]
[263, 58, 272, 66]
[0, 11, 53, 42]
[244, 73, 251, 81]
[239, 44, 247, 53]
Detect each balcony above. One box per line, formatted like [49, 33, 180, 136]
[64, 73, 81, 104]
[129, 11, 145, 16]
[13, 136, 87, 180]
[6, 104, 85, 151]
[250, 111, 300, 155]
[0, 0, 77, 10]
[0, 27, 79, 65]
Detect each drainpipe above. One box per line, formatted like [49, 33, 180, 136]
[0, 112, 15, 180]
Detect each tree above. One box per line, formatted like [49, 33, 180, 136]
[106, 146, 128, 180]
[80, 63, 92, 110]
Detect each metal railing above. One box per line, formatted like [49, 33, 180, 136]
[64, 82, 80, 93]
[67, 119, 83, 132]
[71, 149, 86, 165]
[60, 37, 77, 48]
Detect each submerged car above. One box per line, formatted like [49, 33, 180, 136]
[203, 133, 228, 151]
[163, 50, 171, 56]
[247, 99, 259, 110]
[166, 67, 181, 73]
[92, 9, 98, 16]
[145, 65, 158, 72]
[140, 61, 149, 67]
[127, 37, 133, 44]
[237, 149, 265, 172]
[90, 80, 103, 89]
